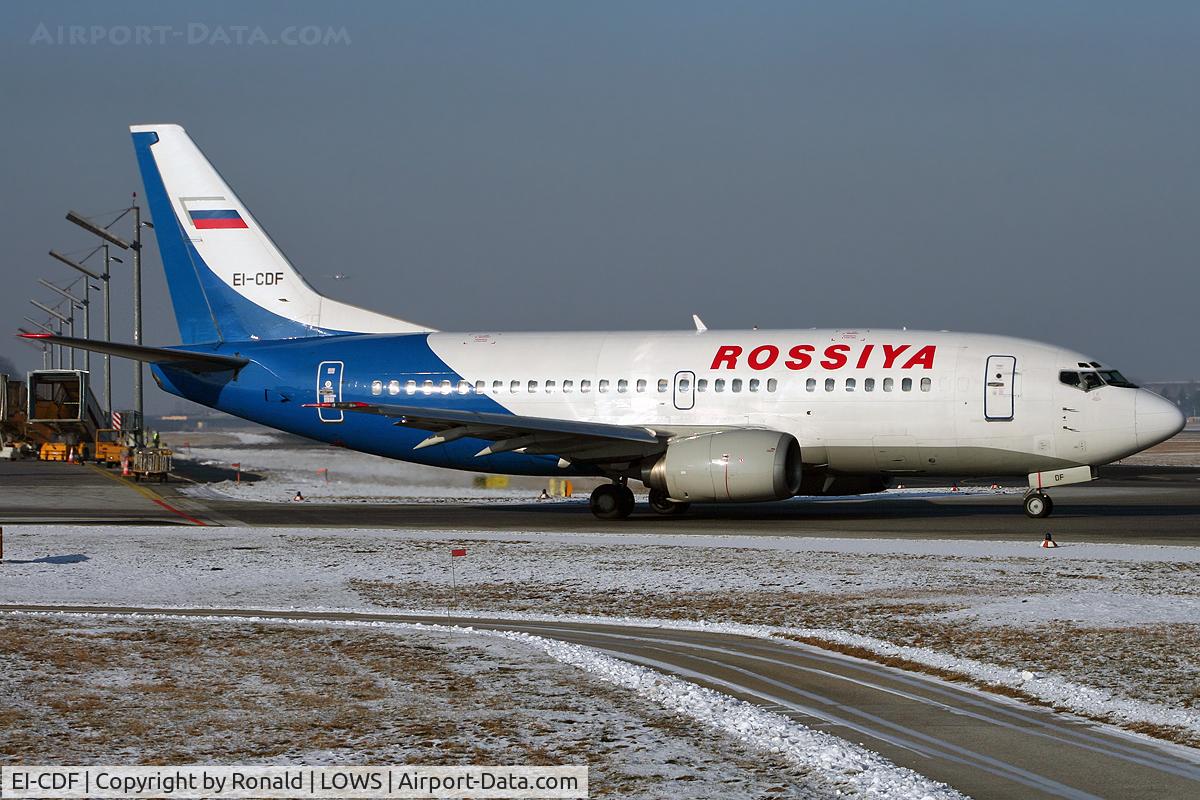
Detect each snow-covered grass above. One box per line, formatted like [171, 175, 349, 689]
[3, 611, 962, 799]
[4, 525, 1198, 747]
[0, 613, 795, 798]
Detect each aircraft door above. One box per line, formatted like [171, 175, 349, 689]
[984, 355, 1016, 421]
[316, 360, 344, 422]
[673, 370, 695, 410]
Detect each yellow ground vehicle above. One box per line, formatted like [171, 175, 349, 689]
[94, 429, 126, 466]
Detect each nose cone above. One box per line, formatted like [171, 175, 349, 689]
[1135, 390, 1186, 450]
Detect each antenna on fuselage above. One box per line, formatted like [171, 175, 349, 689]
[692, 314, 708, 333]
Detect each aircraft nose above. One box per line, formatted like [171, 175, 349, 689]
[1135, 390, 1186, 450]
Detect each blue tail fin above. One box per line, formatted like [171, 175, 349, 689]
[130, 124, 431, 344]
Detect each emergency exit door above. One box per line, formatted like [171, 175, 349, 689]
[316, 361, 344, 422]
[674, 370, 695, 410]
[984, 355, 1016, 421]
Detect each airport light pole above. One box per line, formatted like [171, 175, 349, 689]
[21, 318, 54, 369]
[38, 279, 90, 372]
[50, 248, 111, 414]
[31, 300, 73, 368]
[66, 209, 138, 440]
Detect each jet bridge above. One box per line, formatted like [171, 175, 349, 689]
[25, 369, 105, 443]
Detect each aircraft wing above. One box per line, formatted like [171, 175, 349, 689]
[303, 401, 666, 461]
[17, 333, 249, 373]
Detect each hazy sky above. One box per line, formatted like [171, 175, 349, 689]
[2, 2, 1197, 413]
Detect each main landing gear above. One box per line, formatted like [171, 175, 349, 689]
[648, 488, 690, 516]
[590, 482, 635, 520]
[1023, 491, 1054, 519]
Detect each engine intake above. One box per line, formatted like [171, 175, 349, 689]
[643, 430, 802, 502]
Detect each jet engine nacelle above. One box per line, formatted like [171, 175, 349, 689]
[642, 430, 802, 502]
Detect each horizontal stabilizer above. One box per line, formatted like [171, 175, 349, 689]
[17, 333, 248, 373]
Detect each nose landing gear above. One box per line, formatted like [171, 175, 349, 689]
[1024, 491, 1054, 518]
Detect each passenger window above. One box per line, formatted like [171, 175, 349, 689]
[767, 378, 778, 392]
[617, 379, 628, 393]
[864, 378, 875, 392]
[581, 380, 592, 393]
[749, 378, 761, 392]
[714, 378, 726, 393]
[806, 378, 816, 392]
[422, 380, 435, 395]
[846, 378, 856, 392]
[657, 379, 669, 392]
[697, 379, 708, 392]
[371, 380, 383, 396]
[678, 378, 690, 392]
[387, 379, 400, 396]
[474, 380, 485, 393]
[732, 378, 743, 392]
[492, 380, 502, 394]
[510, 380, 520, 393]
[437, 380, 450, 395]
[405, 380, 417, 395]
[920, 377, 931, 392]
[599, 379, 610, 393]
[636, 379, 647, 392]
[545, 380, 556, 393]
[528, 380, 538, 393]
[563, 380, 574, 393]
[902, 377, 912, 392]
[883, 378, 894, 392]
[825, 378, 835, 392]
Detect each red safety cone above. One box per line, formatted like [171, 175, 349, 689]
[67, 447, 75, 464]
[1041, 533, 1058, 549]
[951, 482, 959, 492]
[990, 482, 1000, 490]
[121, 455, 131, 477]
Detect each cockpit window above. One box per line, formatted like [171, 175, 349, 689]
[1061, 368, 1138, 391]
[1098, 370, 1138, 389]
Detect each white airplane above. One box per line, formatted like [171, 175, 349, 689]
[27, 124, 1186, 519]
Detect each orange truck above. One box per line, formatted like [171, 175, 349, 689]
[94, 429, 126, 466]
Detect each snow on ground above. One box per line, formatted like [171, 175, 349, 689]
[2, 612, 962, 800]
[1, 613, 834, 799]
[3, 524, 1199, 746]
[172, 432, 565, 503]
[169, 429, 1016, 504]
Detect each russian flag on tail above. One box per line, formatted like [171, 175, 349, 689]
[189, 209, 248, 229]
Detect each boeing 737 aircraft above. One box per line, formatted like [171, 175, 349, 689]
[23, 124, 1185, 519]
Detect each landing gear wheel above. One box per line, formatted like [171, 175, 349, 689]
[1024, 492, 1053, 519]
[590, 484, 635, 520]
[648, 488, 690, 515]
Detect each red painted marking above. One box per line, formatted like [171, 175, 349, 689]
[710, 345, 742, 370]
[193, 217, 249, 230]
[20, 332, 53, 339]
[148, 496, 207, 526]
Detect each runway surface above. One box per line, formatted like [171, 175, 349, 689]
[4, 604, 1197, 800]
[2, 460, 1199, 544]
